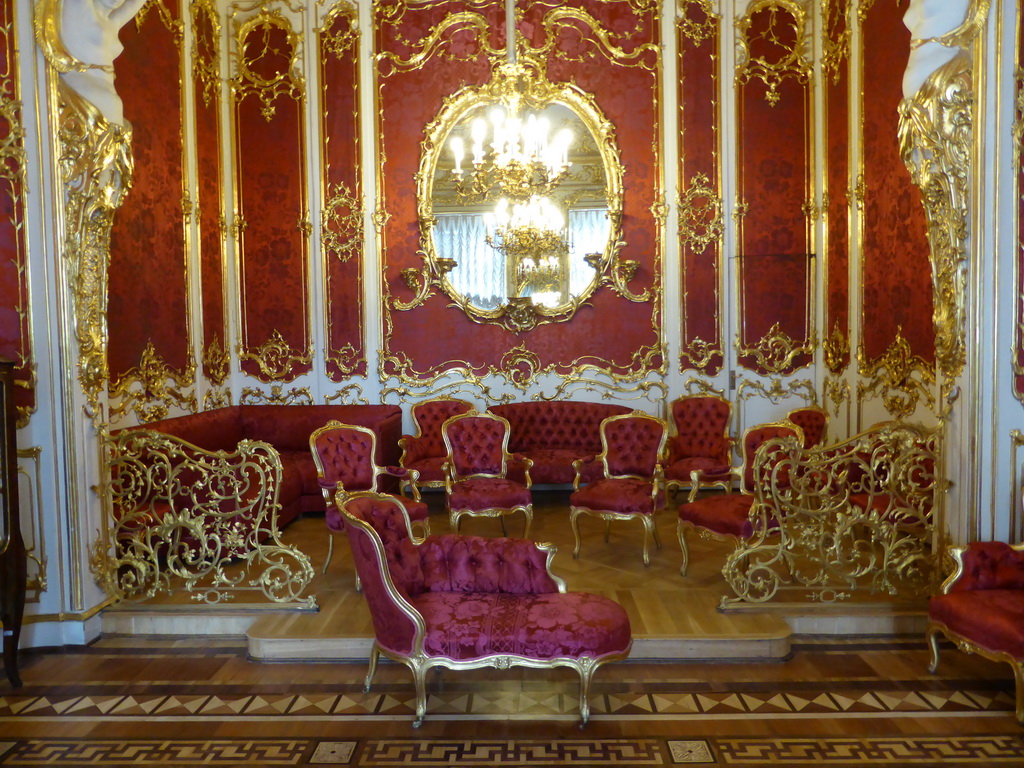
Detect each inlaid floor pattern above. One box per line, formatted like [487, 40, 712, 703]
[1, 637, 1020, 766]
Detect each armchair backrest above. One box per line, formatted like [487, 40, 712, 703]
[598, 412, 668, 479]
[409, 398, 473, 458]
[310, 421, 386, 501]
[441, 410, 513, 479]
[739, 421, 803, 493]
[668, 394, 732, 463]
[946, 541, 1024, 593]
[785, 405, 829, 449]
[339, 493, 424, 655]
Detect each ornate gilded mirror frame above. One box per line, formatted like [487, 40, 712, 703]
[398, 56, 637, 334]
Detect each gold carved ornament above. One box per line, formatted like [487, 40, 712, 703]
[735, 0, 811, 107]
[898, 56, 972, 393]
[238, 329, 313, 382]
[239, 384, 313, 406]
[721, 423, 940, 606]
[202, 337, 231, 387]
[736, 376, 815, 406]
[1016, 65, 1024, 391]
[856, 329, 936, 420]
[735, 322, 816, 375]
[53, 85, 132, 421]
[324, 383, 369, 405]
[677, 0, 719, 46]
[191, 0, 221, 108]
[230, 8, 305, 121]
[822, 320, 849, 374]
[96, 429, 315, 606]
[108, 341, 197, 424]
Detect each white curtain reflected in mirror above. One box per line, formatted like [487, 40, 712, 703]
[435, 207, 609, 312]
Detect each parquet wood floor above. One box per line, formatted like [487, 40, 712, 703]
[1, 635, 1020, 766]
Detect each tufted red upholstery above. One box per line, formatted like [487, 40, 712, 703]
[785, 406, 828, 449]
[339, 492, 632, 727]
[441, 411, 534, 536]
[116, 404, 402, 529]
[927, 541, 1024, 723]
[311, 422, 429, 576]
[569, 412, 668, 566]
[490, 402, 631, 484]
[664, 395, 733, 494]
[400, 399, 473, 490]
[675, 421, 800, 576]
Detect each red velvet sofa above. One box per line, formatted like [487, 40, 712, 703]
[928, 541, 1024, 723]
[488, 401, 632, 485]
[118, 404, 402, 528]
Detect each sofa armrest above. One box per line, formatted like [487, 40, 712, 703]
[945, 541, 1024, 594]
[418, 535, 564, 594]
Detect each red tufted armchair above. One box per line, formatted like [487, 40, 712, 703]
[927, 541, 1024, 723]
[785, 405, 829, 449]
[340, 491, 633, 726]
[441, 410, 534, 537]
[310, 421, 430, 575]
[399, 398, 473, 496]
[663, 394, 734, 501]
[676, 421, 802, 576]
[569, 411, 668, 566]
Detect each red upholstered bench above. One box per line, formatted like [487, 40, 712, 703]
[340, 491, 632, 727]
[489, 401, 632, 485]
[928, 541, 1024, 723]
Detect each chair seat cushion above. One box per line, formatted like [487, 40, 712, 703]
[570, 478, 659, 516]
[450, 477, 532, 511]
[664, 458, 730, 482]
[929, 590, 1024, 659]
[678, 494, 755, 538]
[406, 457, 447, 485]
[413, 591, 632, 661]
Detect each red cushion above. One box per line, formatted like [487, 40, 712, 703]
[570, 478, 659, 516]
[669, 397, 731, 462]
[412, 590, 632, 661]
[601, 416, 665, 477]
[405, 456, 448, 484]
[952, 542, 1024, 592]
[410, 400, 473, 457]
[490, 402, 631, 454]
[449, 477, 532, 511]
[419, 535, 559, 594]
[664, 457, 730, 482]
[929, 590, 1024, 658]
[445, 417, 507, 476]
[678, 494, 755, 538]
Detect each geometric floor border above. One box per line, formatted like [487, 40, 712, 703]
[0, 685, 1015, 720]
[2, 736, 1024, 766]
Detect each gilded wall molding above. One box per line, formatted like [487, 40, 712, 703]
[54, 84, 133, 422]
[324, 384, 369, 405]
[108, 342, 198, 423]
[17, 447, 46, 601]
[856, 330, 936, 420]
[736, 375, 815, 405]
[239, 384, 313, 406]
[734, 0, 811, 106]
[898, 54, 973, 397]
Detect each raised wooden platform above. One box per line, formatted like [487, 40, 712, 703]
[101, 490, 928, 661]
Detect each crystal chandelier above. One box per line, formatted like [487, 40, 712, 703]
[450, 110, 572, 204]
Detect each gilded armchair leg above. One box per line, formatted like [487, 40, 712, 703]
[641, 517, 652, 567]
[449, 509, 461, 533]
[677, 521, 689, 577]
[577, 657, 597, 728]
[652, 516, 662, 549]
[926, 623, 941, 674]
[522, 507, 533, 539]
[411, 662, 428, 728]
[364, 644, 380, 693]
[323, 535, 335, 575]
[604, 520, 611, 543]
[570, 508, 584, 559]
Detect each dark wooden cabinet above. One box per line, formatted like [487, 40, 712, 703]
[0, 360, 24, 687]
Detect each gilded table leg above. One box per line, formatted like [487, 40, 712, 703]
[677, 520, 690, 577]
[925, 623, 941, 674]
[364, 643, 380, 692]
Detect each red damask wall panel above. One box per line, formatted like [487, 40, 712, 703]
[110, 2, 190, 385]
[859, 0, 933, 364]
[192, 1, 227, 386]
[0, 0, 33, 421]
[735, 3, 812, 375]
[233, 13, 311, 382]
[320, 4, 366, 380]
[824, 0, 849, 371]
[677, 1, 722, 375]
[378, 0, 661, 383]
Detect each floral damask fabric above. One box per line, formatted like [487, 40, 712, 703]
[413, 591, 632, 661]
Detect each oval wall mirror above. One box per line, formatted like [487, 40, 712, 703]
[415, 61, 625, 333]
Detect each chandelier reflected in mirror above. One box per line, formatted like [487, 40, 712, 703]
[450, 108, 573, 204]
[485, 196, 570, 308]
